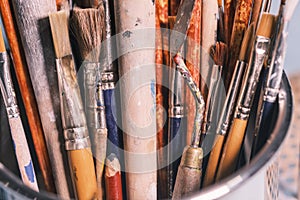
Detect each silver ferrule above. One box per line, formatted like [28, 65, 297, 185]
[174, 54, 205, 148]
[64, 127, 91, 150]
[202, 65, 222, 134]
[96, 77, 107, 129]
[217, 61, 247, 135]
[56, 57, 91, 150]
[0, 52, 20, 118]
[169, 61, 185, 114]
[235, 36, 270, 120]
[101, 71, 116, 90]
[264, 24, 287, 103]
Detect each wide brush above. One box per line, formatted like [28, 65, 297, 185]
[49, 11, 98, 200]
[216, 13, 275, 180]
[70, 7, 107, 198]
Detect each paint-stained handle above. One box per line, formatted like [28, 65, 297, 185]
[9, 117, 39, 191]
[168, 117, 186, 197]
[104, 89, 123, 158]
[68, 148, 98, 200]
[172, 146, 203, 200]
[105, 154, 123, 200]
[216, 118, 248, 181]
[94, 128, 108, 199]
[203, 134, 225, 187]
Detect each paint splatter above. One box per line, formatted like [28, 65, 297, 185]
[122, 30, 133, 38]
[24, 161, 35, 183]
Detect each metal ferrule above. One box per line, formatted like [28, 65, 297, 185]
[235, 36, 271, 120]
[101, 0, 118, 90]
[264, 25, 287, 103]
[0, 52, 20, 118]
[169, 61, 185, 116]
[56, 57, 91, 150]
[181, 146, 203, 169]
[202, 65, 222, 134]
[217, 61, 247, 135]
[96, 77, 107, 129]
[174, 54, 205, 148]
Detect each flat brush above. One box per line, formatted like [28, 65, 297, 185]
[203, 24, 254, 187]
[0, 0, 54, 192]
[172, 54, 205, 199]
[0, 27, 39, 191]
[225, 0, 253, 90]
[216, 13, 275, 181]
[70, 7, 107, 199]
[49, 11, 98, 200]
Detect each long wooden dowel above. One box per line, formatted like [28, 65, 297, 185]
[185, 0, 201, 146]
[114, 0, 157, 199]
[0, 0, 55, 193]
[11, 0, 73, 197]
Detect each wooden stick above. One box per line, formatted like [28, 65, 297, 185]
[49, 11, 98, 200]
[200, 0, 218, 103]
[224, 0, 237, 45]
[185, 0, 201, 146]
[114, 1, 157, 199]
[11, 0, 73, 196]
[250, 0, 264, 29]
[156, 0, 169, 199]
[0, 0, 55, 193]
[0, 28, 39, 191]
[225, 0, 253, 89]
[169, 0, 181, 16]
[216, 14, 275, 180]
[105, 154, 123, 200]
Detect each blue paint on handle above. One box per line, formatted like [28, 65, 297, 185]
[24, 161, 35, 183]
[167, 117, 186, 197]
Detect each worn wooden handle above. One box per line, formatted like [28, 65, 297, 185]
[105, 154, 123, 200]
[68, 148, 97, 200]
[216, 118, 248, 181]
[9, 117, 39, 191]
[203, 134, 225, 187]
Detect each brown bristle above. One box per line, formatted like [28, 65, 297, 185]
[0, 27, 5, 52]
[49, 11, 72, 58]
[75, 0, 102, 9]
[213, 42, 227, 66]
[257, 13, 275, 38]
[239, 23, 255, 61]
[70, 7, 103, 62]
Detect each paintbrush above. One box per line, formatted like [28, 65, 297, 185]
[0, 0, 54, 192]
[172, 53, 205, 199]
[225, 0, 253, 90]
[216, 13, 275, 180]
[105, 154, 123, 200]
[185, 0, 201, 147]
[0, 27, 39, 191]
[49, 10, 98, 200]
[203, 24, 254, 187]
[11, 0, 73, 196]
[251, 0, 298, 158]
[167, 1, 196, 197]
[70, 7, 107, 199]
[250, 0, 264, 29]
[217, 0, 225, 42]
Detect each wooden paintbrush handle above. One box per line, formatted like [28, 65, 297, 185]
[203, 134, 225, 187]
[68, 148, 98, 200]
[0, 0, 55, 192]
[172, 146, 203, 200]
[105, 154, 123, 200]
[9, 117, 39, 191]
[216, 118, 248, 181]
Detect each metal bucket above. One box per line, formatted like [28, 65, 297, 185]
[0, 73, 293, 200]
